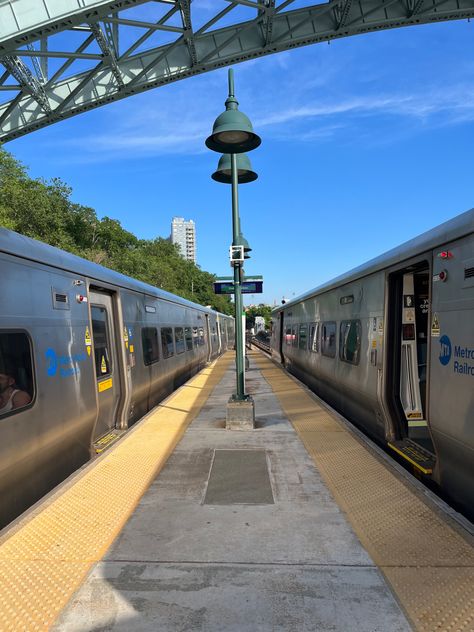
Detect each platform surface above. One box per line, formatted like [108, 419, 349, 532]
[1, 350, 473, 631]
[54, 352, 410, 631]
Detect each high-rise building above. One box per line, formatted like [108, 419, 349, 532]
[171, 217, 196, 263]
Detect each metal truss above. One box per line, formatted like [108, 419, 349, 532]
[1, 0, 474, 142]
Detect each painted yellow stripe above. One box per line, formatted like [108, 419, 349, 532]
[0, 352, 233, 632]
[387, 442, 433, 474]
[252, 351, 474, 632]
[98, 377, 113, 392]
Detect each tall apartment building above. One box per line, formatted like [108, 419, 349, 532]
[171, 217, 196, 263]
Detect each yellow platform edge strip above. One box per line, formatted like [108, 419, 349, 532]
[0, 352, 233, 632]
[252, 351, 474, 632]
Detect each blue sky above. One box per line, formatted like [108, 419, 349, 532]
[5, 17, 474, 306]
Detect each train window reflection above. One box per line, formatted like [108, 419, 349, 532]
[175, 328, 185, 354]
[91, 306, 112, 377]
[141, 327, 159, 365]
[193, 327, 199, 347]
[310, 323, 320, 353]
[161, 327, 174, 359]
[0, 332, 33, 417]
[285, 327, 292, 346]
[340, 320, 361, 365]
[321, 322, 337, 358]
[199, 327, 205, 346]
[185, 327, 193, 351]
[292, 326, 298, 347]
[298, 324, 308, 350]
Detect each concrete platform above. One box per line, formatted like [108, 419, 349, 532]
[54, 356, 411, 631]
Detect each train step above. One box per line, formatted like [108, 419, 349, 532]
[387, 439, 435, 474]
[94, 429, 126, 454]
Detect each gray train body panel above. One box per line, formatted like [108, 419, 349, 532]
[0, 228, 233, 529]
[271, 209, 474, 517]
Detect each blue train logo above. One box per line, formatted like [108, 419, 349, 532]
[439, 335, 452, 366]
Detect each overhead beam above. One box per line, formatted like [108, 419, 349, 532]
[0, 0, 150, 55]
[89, 22, 125, 87]
[1, 55, 52, 114]
[177, 0, 198, 66]
[1, 0, 474, 142]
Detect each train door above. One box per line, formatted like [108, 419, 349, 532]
[399, 271, 429, 434]
[89, 289, 121, 440]
[386, 262, 435, 472]
[216, 320, 222, 354]
[279, 311, 285, 364]
[205, 314, 212, 362]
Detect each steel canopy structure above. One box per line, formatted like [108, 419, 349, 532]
[1, 0, 473, 143]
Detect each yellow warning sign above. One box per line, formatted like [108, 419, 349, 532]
[101, 357, 107, 373]
[123, 327, 129, 350]
[98, 378, 113, 393]
[85, 326, 92, 346]
[87, 347, 91, 357]
[431, 312, 440, 337]
[129, 344, 134, 353]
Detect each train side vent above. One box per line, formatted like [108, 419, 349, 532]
[52, 288, 70, 310]
[463, 258, 474, 288]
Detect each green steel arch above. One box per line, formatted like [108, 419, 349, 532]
[1, 0, 473, 142]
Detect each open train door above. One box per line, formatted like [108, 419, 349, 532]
[89, 288, 123, 446]
[385, 260, 436, 474]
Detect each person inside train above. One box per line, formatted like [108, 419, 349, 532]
[0, 360, 31, 415]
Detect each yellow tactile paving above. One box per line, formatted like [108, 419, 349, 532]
[0, 353, 233, 632]
[253, 351, 474, 632]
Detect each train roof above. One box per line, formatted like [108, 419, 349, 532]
[0, 227, 229, 317]
[273, 208, 474, 313]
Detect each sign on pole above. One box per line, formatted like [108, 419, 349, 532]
[213, 275, 263, 295]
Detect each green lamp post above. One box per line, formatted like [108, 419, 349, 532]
[206, 68, 260, 405]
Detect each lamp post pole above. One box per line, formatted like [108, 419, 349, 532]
[230, 152, 245, 399]
[206, 67, 261, 425]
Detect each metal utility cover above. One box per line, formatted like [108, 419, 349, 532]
[204, 450, 274, 505]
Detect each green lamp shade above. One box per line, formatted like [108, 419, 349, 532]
[206, 107, 261, 154]
[212, 153, 258, 184]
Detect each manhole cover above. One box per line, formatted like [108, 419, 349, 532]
[204, 449, 274, 505]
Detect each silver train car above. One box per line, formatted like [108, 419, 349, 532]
[271, 209, 474, 518]
[0, 228, 234, 529]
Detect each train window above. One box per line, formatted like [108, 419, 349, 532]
[199, 327, 205, 346]
[340, 320, 361, 365]
[141, 327, 159, 365]
[192, 327, 199, 347]
[91, 306, 112, 377]
[292, 326, 298, 347]
[185, 327, 193, 351]
[298, 325, 308, 350]
[310, 322, 320, 353]
[175, 328, 185, 354]
[0, 332, 34, 418]
[161, 327, 174, 359]
[321, 322, 337, 358]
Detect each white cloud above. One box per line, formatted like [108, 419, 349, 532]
[49, 46, 474, 162]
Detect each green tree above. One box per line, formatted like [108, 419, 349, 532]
[0, 146, 233, 314]
[245, 304, 273, 329]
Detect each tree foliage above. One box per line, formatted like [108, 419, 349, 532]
[0, 147, 233, 314]
[245, 303, 273, 329]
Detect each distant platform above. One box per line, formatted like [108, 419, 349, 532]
[0, 351, 472, 631]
